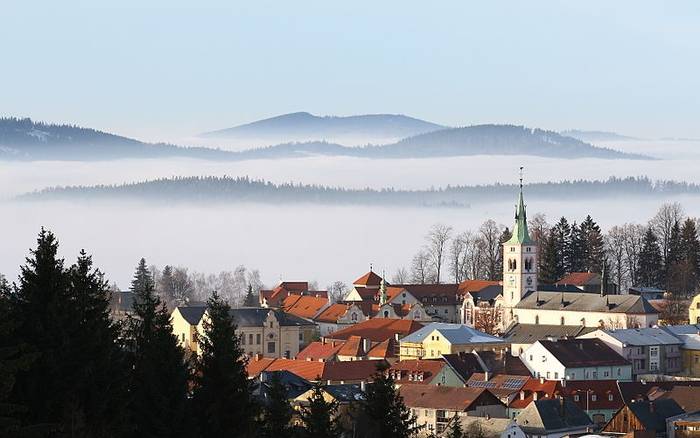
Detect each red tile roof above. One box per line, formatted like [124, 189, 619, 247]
[399, 385, 501, 411]
[560, 380, 623, 411]
[296, 340, 345, 361]
[388, 360, 446, 385]
[508, 378, 561, 409]
[314, 303, 352, 323]
[337, 336, 365, 357]
[353, 271, 383, 287]
[367, 338, 397, 359]
[247, 357, 384, 382]
[557, 272, 600, 286]
[282, 295, 329, 319]
[458, 280, 501, 294]
[326, 318, 424, 343]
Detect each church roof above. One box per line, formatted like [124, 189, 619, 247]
[506, 188, 534, 245]
[515, 291, 658, 314]
[353, 271, 383, 287]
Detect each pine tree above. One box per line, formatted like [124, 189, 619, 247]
[538, 233, 560, 284]
[579, 215, 605, 273]
[157, 265, 174, 302]
[551, 217, 572, 277]
[64, 250, 131, 437]
[568, 222, 585, 273]
[298, 381, 343, 438]
[678, 219, 700, 296]
[665, 221, 682, 291]
[638, 228, 664, 288]
[192, 291, 256, 437]
[243, 283, 257, 307]
[446, 414, 464, 438]
[360, 365, 422, 438]
[126, 258, 189, 438]
[260, 372, 294, 438]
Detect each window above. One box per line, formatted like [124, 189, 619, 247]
[554, 372, 559, 379]
[444, 309, 448, 314]
[241, 334, 246, 345]
[299, 332, 303, 341]
[249, 334, 254, 344]
[603, 370, 609, 377]
[608, 394, 614, 401]
[181, 333, 185, 343]
[436, 336, 440, 341]
[284, 350, 290, 359]
[546, 371, 550, 379]
[383, 311, 389, 318]
[591, 394, 597, 401]
[526, 247, 531, 252]
[560, 317, 565, 325]
[574, 395, 580, 402]
[529, 355, 533, 361]
[415, 311, 421, 319]
[269, 321, 273, 328]
[592, 371, 597, 379]
[256, 334, 261, 344]
[535, 315, 539, 325]
[351, 313, 357, 322]
[267, 342, 275, 353]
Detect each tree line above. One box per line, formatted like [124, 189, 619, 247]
[400, 203, 700, 297]
[0, 229, 426, 438]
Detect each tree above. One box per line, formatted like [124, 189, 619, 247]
[473, 303, 501, 335]
[192, 291, 256, 437]
[622, 223, 646, 287]
[125, 258, 190, 438]
[638, 228, 664, 288]
[410, 250, 434, 284]
[607, 226, 630, 292]
[360, 364, 421, 438]
[538, 233, 560, 284]
[392, 268, 409, 284]
[465, 420, 485, 438]
[446, 414, 464, 438]
[479, 220, 503, 281]
[243, 283, 258, 307]
[676, 218, 700, 296]
[528, 212, 550, 273]
[568, 222, 585, 273]
[496, 227, 512, 281]
[449, 234, 467, 283]
[551, 217, 572, 277]
[650, 202, 685, 264]
[260, 372, 294, 438]
[298, 381, 343, 438]
[326, 281, 348, 303]
[425, 224, 453, 283]
[579, 215, 605, 273]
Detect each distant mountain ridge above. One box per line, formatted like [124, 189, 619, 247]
[561, 129, 640, 142]
[0, 117, 239, 161]
[0, 116, 650, 161]
[199, 112, 445, 143]
[21, 176, 695, 207]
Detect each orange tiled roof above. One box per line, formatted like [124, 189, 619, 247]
[508, 378, 561, 409]
[458, 280, 501, 294]
[557, 272, 600, 286]
[283, 294, 329, 319]
[353, 271, 383, 287]
[296, 340, 345, 361]
[314, 303, 351, 323]
[388, 359, 445, 384]
[337, 336, 365, 357]
[366, 338, 397, 359]
[399, 385, 497, 411]
[326, 318, 424, 343]
[560, 380, 622, 411]
[245, 357, 276, 376]
[247, 357, 384, 382]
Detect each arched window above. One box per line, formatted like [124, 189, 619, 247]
[383, 310, 389, 318]
[535, 315, 539, 325]
[560, 316, 565, 325]
[351, 313, 357, 322]
[415, 311, 421, 320]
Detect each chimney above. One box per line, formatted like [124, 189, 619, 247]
[260, 372, 267, 383]
[533, 391, 538, 401]
[395, 333, 400, 341]
[540, 376, 545, 384]
[362, 338, 371, 354]
[327, 380, 332, 385]
[484, 371, 490, 382]
[255, 353, 262, 361]
[360, 380, 366, 391]
[520, 391, 525, 400]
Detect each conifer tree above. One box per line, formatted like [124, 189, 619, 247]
[638, 228, 664, 288]
[678, 219, 700, 295]
[538, 233, 560, 284]
[568, 222, 585, 273]
[665, 221, 682, 290]
[243, 283, 257, 307]
[260, 372, 294, 438]
[360, 365, 421, 438]
[192, 291, 256, 437]
[579, 215, 605, 273]
[126, 258, 189, 438]
[298, 381, 343, 438]
[446, 414, 464, 438]
[551, 217, 572, 277]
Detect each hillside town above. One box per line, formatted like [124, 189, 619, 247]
[161, 186, 700, 437]
[4, 185, 700, 438]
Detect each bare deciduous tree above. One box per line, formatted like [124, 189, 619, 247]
[410, 250, 434, 284]
[391, 267, 409, 284]
[606, 226, 629, 292]
[326, 281, 348, 303]
[478, 219, 503, 281]
[425, 223, 453, 284]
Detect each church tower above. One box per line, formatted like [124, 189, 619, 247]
[502, 173, 537, 325]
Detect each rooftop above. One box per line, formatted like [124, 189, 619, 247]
[296, 340, 345, 361]
[503, 323, 595, 344]
[599, 327, 683, 346]
[557, 272, 601, 286]
[516, 291, 658, 314]
[353, 271, 383, 287]
[388, 359, 446, 385]
[515, 399, 593, 433]
[538, 338, 629, 368]
[326, 318, 423, 343]
[247, 357, 384, 382]
[230, 307, 315, 327]
[398, 384, 501, 411]
[282, 294, 329, 319]
[400, 323, 504, 345]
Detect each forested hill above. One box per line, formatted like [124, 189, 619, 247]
[235, 125, 650, 160]
[0, 117, 238, 160]
[21, 176, 698, 207]
[199, 112, 445, 141]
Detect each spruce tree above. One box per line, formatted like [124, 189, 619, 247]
[192, 291, 256, 437]
[568, 222, 586, 273]
[298, 381, 343, 438]
[679, 219, 700, 296]
[446, 414, 464, 438]
[638, 228, 664, 288]
[260, 372, 294, 438]
[243, 283, 257, 307]
[360, 365, 421, 438]
[539, 233, 560, 284]
[579, 215, 605, 273]
[552, 217, 572, 277]
[126, 258, 189, 438]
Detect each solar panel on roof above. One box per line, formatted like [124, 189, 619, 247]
[501, 377, 527, 389]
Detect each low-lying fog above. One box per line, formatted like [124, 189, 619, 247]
[1, 139, 699, 289]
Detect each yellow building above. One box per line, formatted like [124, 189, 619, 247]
[689, 294, 700, 325]
[399, 323, 505, 361]
[171, 305, 315, 358]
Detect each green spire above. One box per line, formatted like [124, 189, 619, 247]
[507, 170, 533, 245]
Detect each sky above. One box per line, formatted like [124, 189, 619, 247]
[1, 1, 699, 142]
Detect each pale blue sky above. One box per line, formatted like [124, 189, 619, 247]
[1, 1, 698, 141]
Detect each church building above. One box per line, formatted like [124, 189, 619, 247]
[502, 183, 658, 331]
